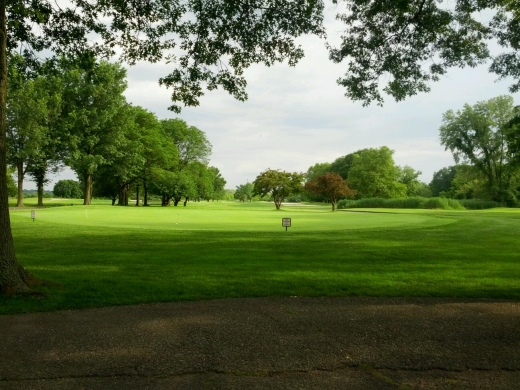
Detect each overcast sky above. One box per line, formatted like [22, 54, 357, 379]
[45, 8, 519, 190]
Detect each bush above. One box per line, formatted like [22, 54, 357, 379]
[337, 197, 465, 210]
[53, 180, 83, 198]
[458, 199, 501, 210]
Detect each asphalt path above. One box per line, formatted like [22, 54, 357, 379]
[1, 297, 519, 389]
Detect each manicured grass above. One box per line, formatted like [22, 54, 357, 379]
[2, 201, 520, 314]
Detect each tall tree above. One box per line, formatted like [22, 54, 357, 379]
[348, 147, 407, 198]
[6, 68, 60, 207]
[209, 167, 226, 201]
[305, 173, 355, 211]
[397, 165, 422, 197]
[161, 119, 212, 170]
[234, 182, 254, 202]
[440, 95, 517, 203]
[61, 61, 129, 205]
[253, 169, 304, 210]
[429, 166, 458, 197]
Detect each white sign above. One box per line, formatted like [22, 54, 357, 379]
[282, 218, 291, 227]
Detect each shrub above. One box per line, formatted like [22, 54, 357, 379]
[458, 199, 501, 210]
[338, 197, 465, 210]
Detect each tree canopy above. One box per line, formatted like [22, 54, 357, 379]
[347, 147, 407, 198]
[440, 95, 518, 203]
[253, 169, 304, 210]
[305, 173, 355, 211]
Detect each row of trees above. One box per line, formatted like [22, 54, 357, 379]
[7, 59, 226, 207]
[239, 96, 520, 209]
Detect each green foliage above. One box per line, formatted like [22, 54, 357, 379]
[440, 95, 517, 203]
[422, 198, 465, 210]
[305, 162, 332, 182]
[430, 166, 458, 197]
[347, 147, 407, 198]
[209, 167, 226, 201]
[328, 1, 520, 105]
[6, 168, 16, 198]
[61, 61, 129, 204]
[234, 182, 254, 202]
[160, 119, 212, 169]
[7, 58, 63, 206]
[397, 165, 422, 196]
[253, 169, 304, 210]
[53, 180, 83, 199]
[222, 189, 235, 201]
[337, 197, 465, 210]
[458, 199, 502, 210]
[329, 152, 362, 180]
[414, 182, 432, 198]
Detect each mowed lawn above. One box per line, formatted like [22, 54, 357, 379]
[2, 201, 520, 314]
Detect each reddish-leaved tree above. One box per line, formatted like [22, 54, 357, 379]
[305, 173, 355, 211]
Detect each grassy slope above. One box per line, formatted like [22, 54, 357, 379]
[2, 201, 519, 314]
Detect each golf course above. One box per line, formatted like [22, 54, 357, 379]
[3, 200, 520, 315]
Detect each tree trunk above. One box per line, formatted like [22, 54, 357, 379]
[173, 196, 181, 206]
[183, 197, 189, 206]
[0, 0, 31, 294]
[143, 180, 149, 206]
[275, 198, 282, 210]
[331, 201, 336, 211]
[111, 196, 116, 206]
[118, 184, 129, 206]
[83, 174, 92, 205]
[135, 185, 140, 206]
[16, 160, 23, 207]
[37, 180, 44, 207]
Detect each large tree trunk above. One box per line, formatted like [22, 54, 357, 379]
[16, 160, 23, 207]
[173, 196, 181, 206]
[0, 0, 30, 294]
[37, 180, 44, 207]
[183, 197, 189, 207]
[83, 174, 92, 205]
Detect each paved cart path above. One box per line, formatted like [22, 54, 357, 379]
[1, 297, 519, 389]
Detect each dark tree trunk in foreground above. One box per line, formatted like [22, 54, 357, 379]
[0, 0, 30, 294]
[183, 197, 189, 206]
[16, 161, 23, 207]
[173, 196, 181, 206]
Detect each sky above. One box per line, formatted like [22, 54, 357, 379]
[42, 8, 519, 190]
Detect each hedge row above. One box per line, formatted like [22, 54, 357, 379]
[336, 197, 500, 210]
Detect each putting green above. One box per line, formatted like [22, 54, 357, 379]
[9, 202, 456, 231]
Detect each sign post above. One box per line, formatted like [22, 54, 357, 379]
[282, 218, 291, 232]
[31, 210, 35, 222]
